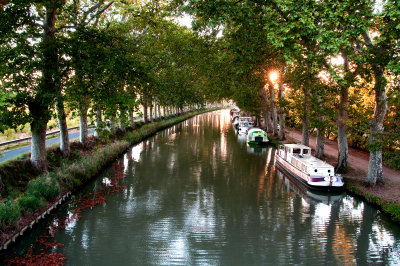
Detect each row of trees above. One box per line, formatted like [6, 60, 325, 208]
[0, 0, 221, 171]
[182, 0, 400, 186]
[1, 0, 399, 188]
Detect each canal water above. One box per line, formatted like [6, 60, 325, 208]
[2, 110, 400, 265]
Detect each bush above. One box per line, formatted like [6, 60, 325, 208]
[26, 175, 60, 201]
[383, 203, 400, 221]
[383, 150, 400, 170]
[0, 200, 20, 227]
[0, 159, 39, 197]
[18, 194, 45, 214]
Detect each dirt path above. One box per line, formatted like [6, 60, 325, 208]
[285, 128, 400, 184]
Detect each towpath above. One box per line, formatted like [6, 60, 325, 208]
[285, 128, 400, 184]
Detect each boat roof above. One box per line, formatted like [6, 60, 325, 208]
[282, 143, 311, 150]
[248, 128, 266, 134]
[296, 154, 333, 168]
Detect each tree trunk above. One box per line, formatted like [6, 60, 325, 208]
[268, 80, 278, 137]
[302, 87, 311, 146]
[30, 119, 48, 171]
[94, 108, 102, 138]
[153, 101, 158, 120]
[55, 96, 70, 156]
[315, 93, 325, 159]
[277, 77, 286, 140]
[142, 96, 148, 123]
[261, 85, 272, 132]
[365, 67, 388, 185]
[316, 126, 325, 159]
[29, 1, 61, 171]
[78, 101, 89, 146]
[149, 103, 153, 122]
[128, 109, 134, 127]
[336, 55, 350, 172]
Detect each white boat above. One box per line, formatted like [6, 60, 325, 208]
[237, 117, 253, 134]
[247, 128, 268, 145]
[275, 144, 344, 190]
[230, 108, 240, 119]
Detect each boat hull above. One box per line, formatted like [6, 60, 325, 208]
[247, 140, 268, 145]
[275, 153, 343, 191]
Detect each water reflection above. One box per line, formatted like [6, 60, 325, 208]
[3, 110, 400, 265]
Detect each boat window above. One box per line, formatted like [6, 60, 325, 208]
[303, 149, 311, 155]
[328, 170, 331, 173]
[293, 148, 301, 154]
[314, 169, 318, 173]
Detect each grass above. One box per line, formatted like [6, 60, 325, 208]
[0, 108, 218, 234]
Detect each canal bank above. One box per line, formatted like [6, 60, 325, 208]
[0, 108, 219, 251]
[285, 128, 400, 222]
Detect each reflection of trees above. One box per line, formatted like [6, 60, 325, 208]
[355, 205, 378, 264]
[62, 110, 400, 265]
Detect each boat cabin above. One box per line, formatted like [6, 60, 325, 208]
[277, 144, 335, 178]
[238, 116, 252, 123]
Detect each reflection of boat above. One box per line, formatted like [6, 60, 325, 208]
[276, 168, 344, 205]
[247, 128, 268, 145]
[232, 116, 239, 130]
[247, 144, 267, 154]
[238, 117, 253, 134]
[275, 144, 344, 190]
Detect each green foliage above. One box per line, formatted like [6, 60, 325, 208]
[18, 194, 45, 214]
[0, 200, 20, 228]
[383, 150, 400, 170]
[383, 203, 400, 221]
[0, 159, 40, 198]
[26, 175, 60, 201]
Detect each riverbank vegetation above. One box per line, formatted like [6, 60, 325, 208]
[0, 108, 215, 244]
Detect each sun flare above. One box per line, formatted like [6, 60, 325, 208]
[269, 71, 279, 82]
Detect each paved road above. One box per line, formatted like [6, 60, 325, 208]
[0, 129, 95, 163]
[286, 128, 400, 184]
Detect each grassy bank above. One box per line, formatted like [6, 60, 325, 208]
[0, 109, 218, 243]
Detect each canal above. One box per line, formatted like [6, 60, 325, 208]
[2, 110, 400, 265]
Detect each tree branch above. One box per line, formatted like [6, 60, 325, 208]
[361, 31, 374, 48]
[135, 25, 150, 46]
[79, 2, 102, 26]
[87, 1, 114, 25]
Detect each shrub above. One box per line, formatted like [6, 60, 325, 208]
[383, 150, 400, 170]
[383, 203, 400, 221]
[0, 200, 20, 227]
[18, 194, 45, 214]
[26, 175, 60, 201]
[68, 162, 88, 182]
[0, 159, 39, 197]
